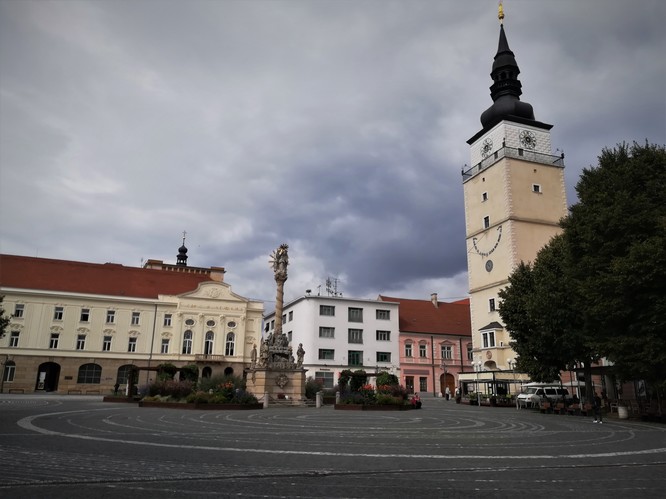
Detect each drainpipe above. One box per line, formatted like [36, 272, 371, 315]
[431, 335, 436, 397]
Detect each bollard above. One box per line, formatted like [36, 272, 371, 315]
[263, 392, 269, 409]
[336, 391, 340, 404]
[316, 391, 322, 408]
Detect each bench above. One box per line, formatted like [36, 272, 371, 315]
[554, 402, 566, 415]
[540, 401, 552, 414]
[566, 403, 580, 415]
[8, 388, 25, 394]
[580, 403, 593, 416]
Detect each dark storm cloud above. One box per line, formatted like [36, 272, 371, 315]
[1, 0, 664, 305]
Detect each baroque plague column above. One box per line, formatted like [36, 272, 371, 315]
[246, 244, 306, 404]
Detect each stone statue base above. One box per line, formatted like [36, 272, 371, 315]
[246, 367, 307, 405]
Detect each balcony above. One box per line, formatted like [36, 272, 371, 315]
[194, 354, 226, 363]
[463, 146, 564, 182]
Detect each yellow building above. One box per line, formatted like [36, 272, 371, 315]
[462, 16, 567, 378]
[0, 250, 263, 394]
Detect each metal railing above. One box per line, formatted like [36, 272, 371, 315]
[463, 146, 565, 182]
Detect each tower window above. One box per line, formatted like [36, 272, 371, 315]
[80, 308, 90, 322]
[532, 184, 542, 193]
[489, 298, 496, 312]
[131, 312, 141, 326]
[483, 216, 490, 229]
[53, 307, 64, 321]
[482, 192, 488, 202]
[14, 304, 24, 318]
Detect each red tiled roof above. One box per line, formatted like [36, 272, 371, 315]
[379, 295, 471, 336]
[0, 254, 214, 299]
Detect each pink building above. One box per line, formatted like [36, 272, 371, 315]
[379, 294, 472, 397]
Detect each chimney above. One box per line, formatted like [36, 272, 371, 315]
[431, 293, 438, 308]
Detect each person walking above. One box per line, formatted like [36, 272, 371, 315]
[445, 386, 451, 401]
[593, 392, 603, 424]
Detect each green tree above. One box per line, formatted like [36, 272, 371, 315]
[501, 141, 666, 398]
[562, 141, 666, 385]
[0, 296, 10, 339]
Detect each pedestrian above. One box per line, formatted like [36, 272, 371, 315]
[411, 392, 422, 409]
[593, 392, 603, 424]
[445, 386, 451, 400]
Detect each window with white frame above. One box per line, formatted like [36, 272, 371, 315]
[53, 306, 64, 321]
[319, 327, 335, 338]
[376, 352, 391, 363]
[9, 331, 19, 347]
[482, 331, 496, 348]
[127, 337, 137, 353]
[80, 308, 90, 322]
[319, 305, 335, 316]
[204, 331, 214, 355]
[106, 310, 115, 324]
[348, 329, 363, 344]
[102, 335, 112, 352]
[405, 343, 413, 357]
[182, 330, 193, 354]
[532, 184, 542, 193]
[483, 216, 490, 229]
[76, 334, 86, 350]
[3, 361, 16, 382]
[131, 312, 140, 326]
[164, 314, 172, 327]
[467, 343, 474, 361]
[376, 330, 390, 341]
[318, 349, 334, 360]
[419, 344, 427, 358]
[49, 333, 59, 349]
[489, 298, 496, 312]
[225, 333, 235, 356]
[13, 304, 24, 318]
[161, 338, 169, 354]
[441, 344, 452, 360]
[288, 311, 293, 321]
[376, 309, 390, 320]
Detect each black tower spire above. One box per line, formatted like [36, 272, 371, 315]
[479, 23, 535, 129]
[176, 231, 188, 266]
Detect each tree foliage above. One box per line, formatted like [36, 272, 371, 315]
[0, 296, 10, 339]
[500, 141, 666, 389]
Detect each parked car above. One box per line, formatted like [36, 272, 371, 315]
[517, 386, 572, 408]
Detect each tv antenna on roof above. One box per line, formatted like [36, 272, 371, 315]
[325, 277, 342, 297]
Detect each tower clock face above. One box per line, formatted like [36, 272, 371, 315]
[519, 130, 536, 149]
[472, 225, 503, 257]
[481, 138, 493, 158]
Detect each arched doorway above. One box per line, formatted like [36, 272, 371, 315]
[440, 373, 456, 399]
[202, 366, 212, 378]
[35, 362, 60, 392]
[224, 367, 234, 376]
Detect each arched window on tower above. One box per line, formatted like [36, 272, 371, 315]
[204, 331, 214, 355]
[225, 332, 235, 356]
[182, 330, 193, 355]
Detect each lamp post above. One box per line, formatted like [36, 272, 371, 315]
[508, 358, 517, 409]
[476, 360, 482, 407]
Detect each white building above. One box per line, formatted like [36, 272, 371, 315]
[263, 295, 400, 389]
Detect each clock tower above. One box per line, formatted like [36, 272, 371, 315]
[463, 6, 567, 371]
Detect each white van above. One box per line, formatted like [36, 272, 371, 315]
[516, 385, 572, 408]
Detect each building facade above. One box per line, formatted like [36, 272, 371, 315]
[379, 294, 472, 397]
[0, 253, 263, 394]
[263, 295, 400, 389]
[461, 17, 567, 376]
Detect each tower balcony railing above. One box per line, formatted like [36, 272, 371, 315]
[462, 146, 565, 182]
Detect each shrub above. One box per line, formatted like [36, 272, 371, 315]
[376, 394, 406, 406]
[338, 370, 352, 392]
[157, 363, 178, 381]
[148, 379, 194, 399]
[198, 374, 245, 393]
[180, 364, 199, 383]
[305, 377, 324, 399]
[349, 370, 367, 393]
[376, 372, 399, 387]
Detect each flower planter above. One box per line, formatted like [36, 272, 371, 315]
[334, 404, 413, 411]
[138, 401, 263, 410]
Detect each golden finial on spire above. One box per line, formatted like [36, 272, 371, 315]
[498, 1, 505, 24]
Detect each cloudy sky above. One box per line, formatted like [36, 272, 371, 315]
[1, 0, 664, 309]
